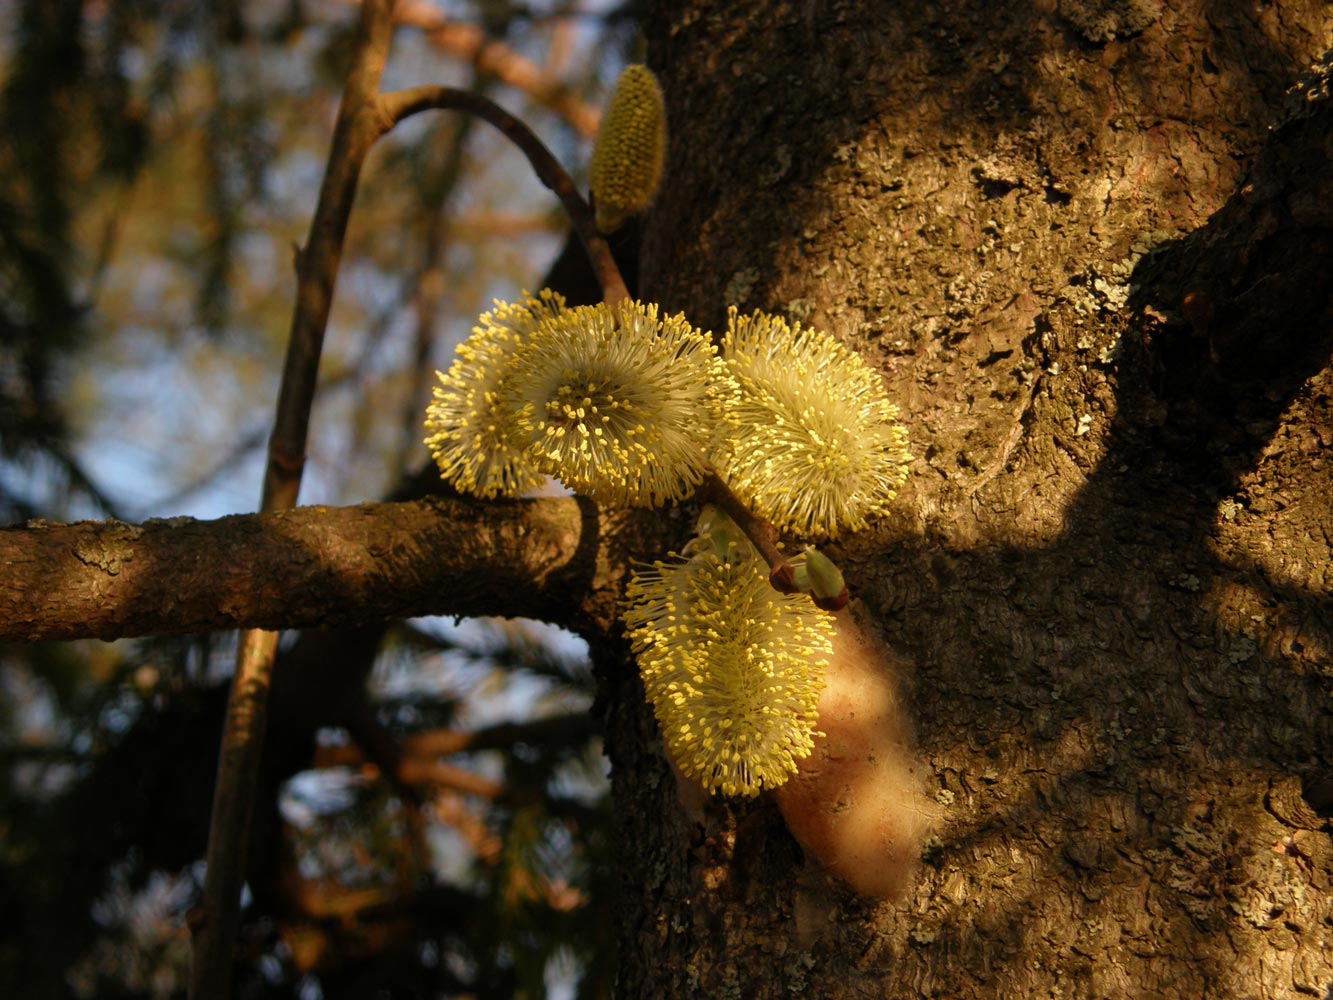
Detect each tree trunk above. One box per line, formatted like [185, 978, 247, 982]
[605, 2, 1333, 996]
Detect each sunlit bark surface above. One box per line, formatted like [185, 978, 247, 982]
[609, 2, 1333, 996]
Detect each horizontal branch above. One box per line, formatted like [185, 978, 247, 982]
[0, 496, 672, 644]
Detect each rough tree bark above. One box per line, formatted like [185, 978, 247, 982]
[600, 2, 1333, 998]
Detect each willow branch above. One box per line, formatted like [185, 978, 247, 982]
[379, 85, 629, 305]
[0, 496, 667, 644]
[263, 19, 393, 509]
[183, 5, 629, 990]
[696, 473, 796, 589]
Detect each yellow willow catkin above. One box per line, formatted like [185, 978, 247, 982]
[422, 291, 565, 499]
[505, 299, 728, 507]
[624, 507, 835, 797]
[589, 65, 666, 233]
[714, 308, 912, 541]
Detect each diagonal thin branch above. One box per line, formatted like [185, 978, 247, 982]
[191, 4, 399, 998]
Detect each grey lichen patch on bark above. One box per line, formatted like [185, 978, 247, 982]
[1058, 0, 1161, 45]
[72, 522, 144, 575]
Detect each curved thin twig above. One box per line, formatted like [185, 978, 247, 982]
[379, 85, 629, 305]
[697, 473, 796, 589]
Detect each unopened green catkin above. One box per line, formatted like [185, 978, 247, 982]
[590, 65, 666, 232]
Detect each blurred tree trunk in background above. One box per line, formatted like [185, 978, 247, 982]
[604, 2, 1333, 996]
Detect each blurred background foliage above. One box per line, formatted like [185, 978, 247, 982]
[0, 1, 639, 996]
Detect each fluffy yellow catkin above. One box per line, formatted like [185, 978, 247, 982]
[505, 299, 726, 507]
[715, 308, 912, 541]
[422, 291, 565, 499]
[589, 65, 666, 232]
[624, 507, 835, 797]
